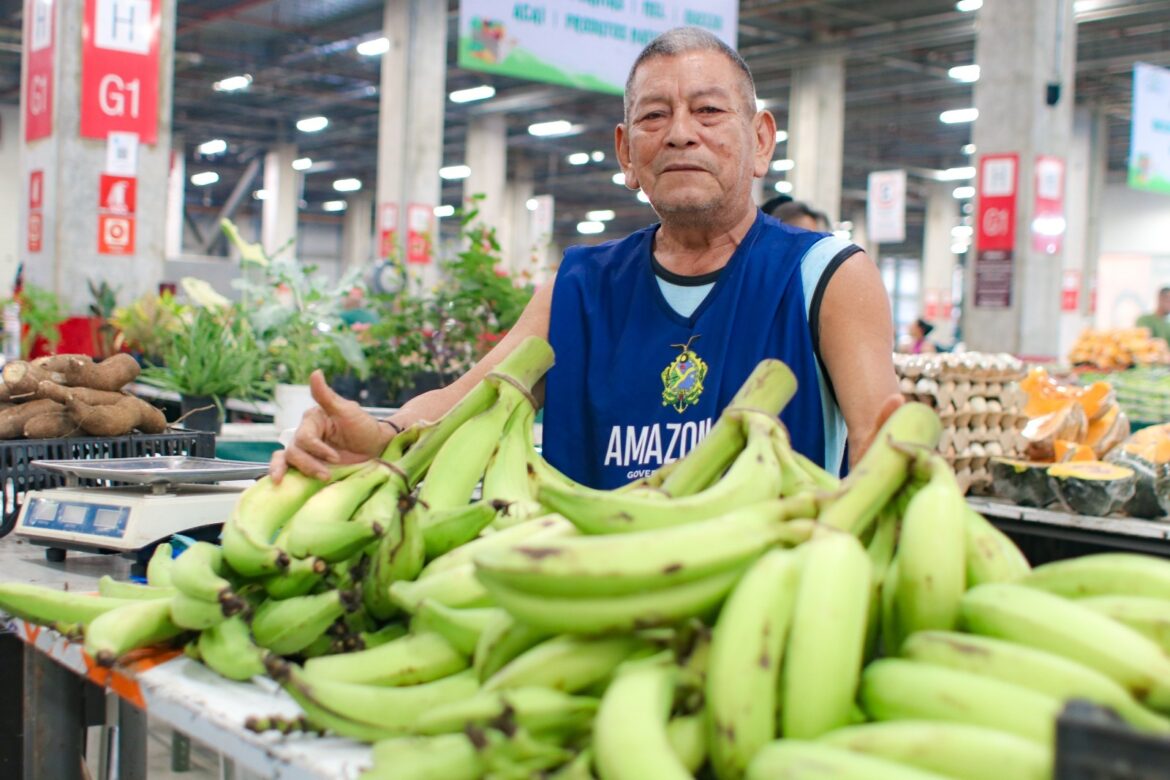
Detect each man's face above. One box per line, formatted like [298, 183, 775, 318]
[616, 51, 774, 225]
[1159, 291, 1170, 314]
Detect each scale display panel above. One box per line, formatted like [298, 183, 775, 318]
[21, 497, 130, 539]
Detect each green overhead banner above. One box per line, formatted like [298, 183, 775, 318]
[458, 1, 739, 96]
[1129, 62, 1170, 196]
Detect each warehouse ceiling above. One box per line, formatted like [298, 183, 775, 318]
[1, 0, 1169, 257]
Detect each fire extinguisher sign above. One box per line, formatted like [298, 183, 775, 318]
[80, 0, 161, 144]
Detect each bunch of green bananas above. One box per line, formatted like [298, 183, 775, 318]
[14, 335, 1170, 779]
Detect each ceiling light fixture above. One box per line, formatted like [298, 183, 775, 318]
[356, 37, 390, 56]
[198, 138, 227, 155]
[955, 0, 982, 11]
[952, 186, 976, 199]
[322, 200, 347, 212]
[961, 144, 977, 155]
[948, 64, 981, 83]
[449, 85, 496, 103]
[213, 74, 252, 92]
[938, 166, 976, 181]
[774, 181, 793, 194]
[190, 171, 219, 186]
[951, 225, 974, 238]
[252, 189, 268, 200]
[333, 178, 361, 192]
[591, 151, 606, 162]
[940, 108, 979, 124]
[775, 130, 788, 143]
[577, 221, 605, 235]
[612, 172, 627, 186]
[296, 116, 329, 133]
[755, 98, 766, 110]
[951, 242, 971, 254]
[528, 120, 579, 137]
[434, 205, 455, 218]
[636, 191, 650, 203]
[771, 159, 795, 172]
[292, 157, 312, 171]
[586, 209, 615, 222]
[439, 165, 471, 180]
[526, 198, 539, 211]
[567, 153, 590, 165]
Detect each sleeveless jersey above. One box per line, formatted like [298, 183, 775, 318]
[544, 211, 847, 489]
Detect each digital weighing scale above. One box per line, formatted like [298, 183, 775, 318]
[13, 456, 270, 564]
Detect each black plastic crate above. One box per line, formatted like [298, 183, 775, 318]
[0, 431, 215, 536]
[1056, 699, 1170, 779]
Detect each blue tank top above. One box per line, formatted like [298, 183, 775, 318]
[544, 211, 844, 489]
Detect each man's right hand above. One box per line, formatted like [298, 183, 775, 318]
[269, 369, 392, 483]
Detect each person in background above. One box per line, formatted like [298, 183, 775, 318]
[771, 199, 828, 232]
[901, 318, 937, 355]
[1137, 287, 1170, 344]
[760, 193, 794, 217]
[338, 286, 377, 328]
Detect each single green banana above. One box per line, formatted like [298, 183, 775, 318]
[362, 498, 425, 620]
[481, 400, 539, 504]
[864, 507, 898, 661]
[667, 712, 707, 774]
[538, 414, 787, 534]
[170, 591, 232, 630]
[478, 565, 745, 635]
[411, 602, 504, 655]
[358, 622, 409, 649]
[707, 548, 802, 780]
[251, 589, 357, 656]
[363, 733, 487, 780]
[859, 658, 1062, 744]
[964, 508, 1031, 586]
[820, 721, 1052, 780]
[0, 583, 139, 625]
[282, 461, 393, 559]
[1082, 594, 1170, 656]
[474, 611, 553, 681]
[473, 497, 816, 599]
[197, 614, 265, 681]
[594, 665, 690, 780]
[792, 451, 842, 492]
[747, 740, 951, 780]
[414, 686, 598, 736]
[418, 514, 576, 580]
[484, 634, 645, 693]
[260, 554, 328, 599]
[97, 576, 175, 600]
[817, 403, 942, 536]
[389, 563, 493, 614]
[145, 542, 175, 587]
[282, 477, 395, 564]
[170, 541, 236, 605]
[1021, 552, 1170, 599]
[960, 583, 1170, 712]
[304, 631, 467, 686]
[780, 532, 872, 739]
[420, 500, 503, 560]
[85, 598, 185, 667]
[901, 630, 1170, 733]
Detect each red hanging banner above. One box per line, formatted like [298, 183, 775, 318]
[24, 0, 55, 142]
[378, 202, 399, 260]
[1031, 155, 1066, 255]
[1061, 269, 1081, 313]
[28, 170, 44, 253]
[81, 0, 162, 144]
[974, 153, 1019, 309]
[406, 203, 434, 265]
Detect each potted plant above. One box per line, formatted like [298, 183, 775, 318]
[5, 284, 67, 358]
[110, 289, 186, 366]
[138, 305, 271, 434]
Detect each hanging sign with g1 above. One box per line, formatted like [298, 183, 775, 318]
[23, 0, 55, 142]
[81, 0, 162, 144]
[974, 153, 1019, 309]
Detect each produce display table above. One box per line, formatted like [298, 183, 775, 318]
[0, 540, 372, 780]
[969, 496, 1170, 557]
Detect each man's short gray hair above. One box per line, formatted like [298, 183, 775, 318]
[623, 27, 757, 123]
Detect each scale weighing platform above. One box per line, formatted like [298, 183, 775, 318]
[13, 456, 269, 564]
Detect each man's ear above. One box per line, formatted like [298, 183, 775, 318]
[615, 122, 639, 190]
[752, 109, 777, 179]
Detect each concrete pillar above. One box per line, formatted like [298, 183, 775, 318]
[262, 143, 300, 258]
[922, 181, 959, 345]
[464, 114, 508, 241]
[1063, 107, 1108, 350]
[0, 105, 20, 297]
[341, 191, 374, 271]
[164, 139, 184, 259]
[788, 53, 845, 223]
[375, 0, 447, 292]
[964, 0, 1076, 357]
[19, 0, 176, 312]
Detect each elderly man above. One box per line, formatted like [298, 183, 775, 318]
[272, 27, 901, 489]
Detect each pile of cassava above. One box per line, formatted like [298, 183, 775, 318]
[0, 354, 166, 439]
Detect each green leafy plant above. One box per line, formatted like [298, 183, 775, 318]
[87, 280, 120, 358]
[9, 284, 67, 357]
[110, 290, 188, 361]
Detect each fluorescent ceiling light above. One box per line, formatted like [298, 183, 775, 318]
[439, 165, 471, 180]
[449, 85, 496, 103]
[434, 205, 455, 218]
[939, 166, 976, 181]
[951, 225, 974, 238]
[213, 74, 251, 92]
[952, 185, 976, 199]
[948, 65, 981, 83]
[333, 178, 361, 192]
[567, 153, 590, 166]
[252, 189, 268, 200]
[586, 209, 615, 222]
[190, 171, 219, 186]
[940, 108, 979, 124]
[961, 144, 977, 155]
[322, 200, 347, 212]
[775, 130, 788, 143]
[636, 191, 650, 203]
[577, 221, 605, 235]
[198, 138, 227, 155]
[356, 37, 389, 56]
[774, 181, 793, 194]
[292, 157, 313, 171]
[526, 198, 539, 211]
[528, 120, 579, 137]
[591, 151, 606, 162]
[755, 98, 766, 110]
[296, 116, 329, 133]
[951, 242, 971, 254]
[771, 159, 795, 172]
[956, 0, 982, 11]
[612, 172, 627, 186]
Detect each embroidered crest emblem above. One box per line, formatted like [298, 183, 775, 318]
[661, 336, 708, 413]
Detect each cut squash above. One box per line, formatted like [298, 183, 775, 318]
[1084, 404, 1130, 458]
[1047, 461, 1137, 517]
[990, 458, 1056, 507]
[1106, 424, 1170, 518]
[1054, 440, 1096, 462]
[1023, 404, 1088, 461]
[1079, 382, 1117, 422]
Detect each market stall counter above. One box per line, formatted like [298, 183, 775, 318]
[969, 496, 1170, 558]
